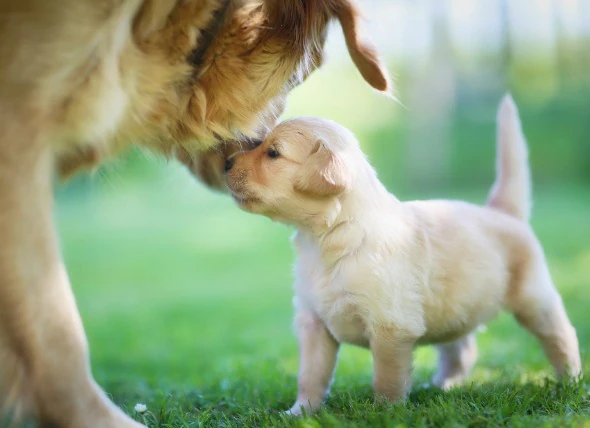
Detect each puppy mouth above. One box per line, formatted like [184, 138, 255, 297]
[231, 193, 260, 208]
[227, 184, 260, 207]
[226, 170, 260, 208]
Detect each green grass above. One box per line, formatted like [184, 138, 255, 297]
[55, 160, 590, 426]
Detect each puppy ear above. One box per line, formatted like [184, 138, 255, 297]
[294, 139, 349, 197]
[335, 0, 390, 92]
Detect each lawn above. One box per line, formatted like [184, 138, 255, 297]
[55, 163, 590, 427]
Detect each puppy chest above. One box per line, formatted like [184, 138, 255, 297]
[301, 288, 369, 348]
[293, 241, 371, 348]
[325, 311, 369, 348]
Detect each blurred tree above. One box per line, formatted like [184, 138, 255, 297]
[406, 0, 455, 189]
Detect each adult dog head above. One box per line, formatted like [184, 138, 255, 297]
[55, 0, 389, 181]
[149, 0, 390, 190]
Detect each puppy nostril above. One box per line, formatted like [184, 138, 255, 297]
[224, 158, 234, 172]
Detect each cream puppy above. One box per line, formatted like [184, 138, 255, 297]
[224, 95, 582, 415]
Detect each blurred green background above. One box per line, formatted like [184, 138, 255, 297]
[54, 0, 589, 423]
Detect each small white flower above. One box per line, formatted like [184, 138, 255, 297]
[476, 324, 487, 333]
[134, 403, 147, 413]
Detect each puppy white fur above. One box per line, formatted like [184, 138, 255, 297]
[225, 95, 582, 415]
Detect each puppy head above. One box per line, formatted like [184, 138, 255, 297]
[225, 118, 357, 224]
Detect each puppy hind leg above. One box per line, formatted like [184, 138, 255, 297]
[509, 267, 581, 379]
[432, 333, 478, 390]
[514, 299, 581, 378]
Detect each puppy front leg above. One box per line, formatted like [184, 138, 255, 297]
[287, 311, 339, 416]
[370, 328, 415, 402]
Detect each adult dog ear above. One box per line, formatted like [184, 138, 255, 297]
[294, 138, 349, 197]
[335, 0, 390, 92]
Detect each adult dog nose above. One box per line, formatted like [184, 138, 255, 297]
[224, 157, 234, 172]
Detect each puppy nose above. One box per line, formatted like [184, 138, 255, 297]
[224, 157, 234, 172]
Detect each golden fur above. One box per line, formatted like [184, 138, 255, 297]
[0, 0, 389, 426]
[225, 96, 581, 415]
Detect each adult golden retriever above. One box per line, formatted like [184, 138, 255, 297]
[0, 0, 388, 426]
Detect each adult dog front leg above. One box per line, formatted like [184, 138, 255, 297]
[0, 126, 142, 427]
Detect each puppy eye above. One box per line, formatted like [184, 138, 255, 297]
[267, 148, 280, 159]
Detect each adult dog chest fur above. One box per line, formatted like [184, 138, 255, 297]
[225, 96, 581, 415]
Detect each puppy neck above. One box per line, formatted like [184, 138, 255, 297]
[292, 197, 345, 236]
[296, 162, 402, 247]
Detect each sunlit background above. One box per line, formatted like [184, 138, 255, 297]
[55, 0, 589, 419]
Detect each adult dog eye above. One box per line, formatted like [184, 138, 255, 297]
[267, 148, 280, 159]
[248, 138, 263, 149]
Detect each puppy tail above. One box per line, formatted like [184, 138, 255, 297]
[486, 94, 531, 222]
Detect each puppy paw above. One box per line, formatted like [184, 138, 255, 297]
[561, 368, 583, 384]
[284, 400, 319, 417]
[431, 376, 462, 391]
